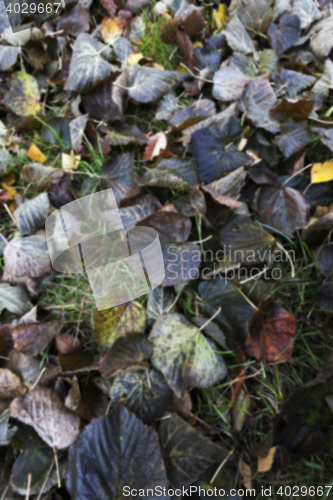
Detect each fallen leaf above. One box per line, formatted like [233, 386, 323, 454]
[14, 193, 49, 236]
[12, 321, 60, 356]
[67, 406, 169, 499]
[4, 72, 41, 117]
[257, 447, 277, 473]
[245, 298, 296, 362]
[27, 143, 47, 163]
[101, 17, 124, 44]
[311, 161, 333, 183]
[9, 388, 81, 449]
[62, 152, 80, 171]
[0, 368, 26, 400]
[149, 313, 227, 397]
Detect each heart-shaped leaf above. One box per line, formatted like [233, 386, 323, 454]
[66, 405, 168, 500]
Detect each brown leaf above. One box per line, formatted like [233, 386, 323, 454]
[269, 97, 315, 123]
[99, 0, 117, 16]
[244, 299, 296, 362]
[9, 388, 81, 449]
[176, 27, 194, 72]
[12, 321, 61, 356]
[0, 368, 26, 400]
[55, 333, 81, 354]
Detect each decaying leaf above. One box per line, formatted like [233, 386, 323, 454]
[9, 388, 81, 449]
[245, 298, 296, 361]
[4, 72, 41, 116]
[149, 313, 227, 397]
[12, 321, 60, 356]
[14, 193, 49, 236]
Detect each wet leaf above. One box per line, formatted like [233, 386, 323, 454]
[56, 4, 90, 37]
[64, 34, 115, 94]
[127, 65, 177, 104]
[237, 0, 274, 36]
[225, 16, 255, 55]
[105, 123, 148, 146]
[0, 45, 20, 71]
[14, 192, 49, 236]
[82, 72, 126, 123]
[9, 388, 81, 449]
[274, 122, 313, 157]
[268, 14, 301, 55]
[245, 298, 296, 361]
[138, 157, 198, 192]
[4, 72, 41, 116]
[110, 369, 171, 425]
[149, 313, 227, 397]
[67, 405, 168, 500]
[97, 333, 152, 378]
[12, 321, 60, 356]
[198, 278, 255, 347]
[213, 67, 250, 102]
[159, 412, 228, 488]
[189, 125, 252, 183]
[311, 161, 333, 183]
[242, 76, 280, 133]
[94, 300, 147, 349]
[220, 213, 275, 264]
[291, 0, 320, 29]
[10, 429, 55, 495]
[102, 153, 140, 203]
[269, 97, 315, 123]
[0, 284, 30, 315]
[310, 16, 333, 59]
[276, 69, 316, 98]
[257, 185, 309, 236]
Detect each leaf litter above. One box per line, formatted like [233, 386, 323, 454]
[0, 0, 333, 496]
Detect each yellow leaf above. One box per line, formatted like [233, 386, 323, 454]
[28, 143, 47, 164]
[101, 17, 124, 44]
[1, 172, 15, 185]
[62, 152, 80, 171]
[257, 447, 277, 473]
[193, 41, 203, 49]
[311, 161, 333, 183]
[127, 53, 144, 65]
[2, 183, 16, 199]
[313, 206, 329, 218]
[213, 4, 226, 28]
[152, 63, 165, 70]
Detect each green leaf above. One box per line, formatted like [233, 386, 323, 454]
[149, 313, 227, 397]
[4, 71, 41, 116]
[66, 406, 169, 500]
[97, 333, 152, 378]
[110, 369, 171, 425]
[159, 412, 228, 488]
[14, 193, 49, 236]
[64, 34, 115, 94]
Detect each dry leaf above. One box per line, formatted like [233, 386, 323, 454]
[241, 460, 252, 490]
[62, 152, 80, 171]
[101, 17, 124, 44]
[257, 447, 277, 473]
[55, 333, 81, 354]
[142, 132, 167, 160]
[0, 368, 26, 400]
[9, 387, 81, 449]
[27, 143, 47, 164]
[311, 161, 333, 183]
